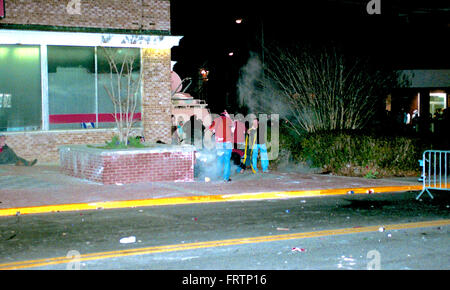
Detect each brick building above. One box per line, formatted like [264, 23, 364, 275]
[0, 0, 181, 163]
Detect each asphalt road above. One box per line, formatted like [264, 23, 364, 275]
[0, 190, 449, 271]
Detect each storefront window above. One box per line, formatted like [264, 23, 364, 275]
[1, 44, 142, 132]
[0, 45, 42, 131]
[48, 46, 96, 130]
[48, 46, 141, 130]
[97, 47, 142, 129]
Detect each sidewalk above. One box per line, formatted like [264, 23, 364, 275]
[0, 164, 422, 216]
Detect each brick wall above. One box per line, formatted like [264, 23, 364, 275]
[142, 48, 172, 144]
[0, 0, 170, 32]
[60, 145, 195, 184]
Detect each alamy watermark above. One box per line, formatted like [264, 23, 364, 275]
[66, 250, 81, 270]
[66, 0, 81, 15]
[366, 0, 381, 15]
[367, 250, 381, 270]
[174, 112, 280, 160]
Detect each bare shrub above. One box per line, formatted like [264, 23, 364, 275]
[101, 47, 142, 146]
[239, 45, 409, 135]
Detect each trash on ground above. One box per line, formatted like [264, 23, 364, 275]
[120, 236, 136, 244]
[292, 247, 306, 252]
[378, 227, 385, 232]
[6, 233, 16, 241]
[347, 191, 354, 195]
[367, 189, 374, 194]
[277, 227, 290, 231]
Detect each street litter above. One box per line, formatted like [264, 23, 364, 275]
[367, 189, 374, 194]
[285, 209, 290, 213]
[347, 191, 354, 195]
[277, 227, 290, 231]
[120, 236, 136, 244]
[378, 227, 385, 232]
[115, 183, 123, 186]
[292, 247, 306, 252]
[6, 233, 16, 241]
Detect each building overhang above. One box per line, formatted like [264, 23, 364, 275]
[0, 29, 183, 49]
[400, 69, 450, 88]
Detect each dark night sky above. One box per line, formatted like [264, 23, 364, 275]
[170, 0, 449, 112]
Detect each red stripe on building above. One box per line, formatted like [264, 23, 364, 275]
[0, 0, 5, 18]
[49, 113, 142, 124]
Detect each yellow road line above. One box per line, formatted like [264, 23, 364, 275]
[0, 185, 422, 217]
[1, 219, 448, 270]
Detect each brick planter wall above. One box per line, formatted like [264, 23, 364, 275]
[59, 144, 195, 184]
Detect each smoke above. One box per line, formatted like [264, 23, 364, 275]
[194, 149, 244, 181]
[194, 149, 218, 180]
[237, 53, 290, 119]
[236, 53, 316, 174]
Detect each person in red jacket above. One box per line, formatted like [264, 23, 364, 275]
[209, 110, 235, 182]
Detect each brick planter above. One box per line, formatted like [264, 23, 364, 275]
[59, 144, 195, 184]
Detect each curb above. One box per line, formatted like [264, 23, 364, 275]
[0, 185, 422, 217]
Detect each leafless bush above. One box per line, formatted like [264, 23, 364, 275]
[101, 47, 142, 145]
[239, 45, 408, 135]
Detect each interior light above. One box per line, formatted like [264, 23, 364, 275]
[0, 47, 9, 58]
[13, 47, 39, 58]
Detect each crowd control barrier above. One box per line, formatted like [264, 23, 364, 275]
[417, 150, 450, 200]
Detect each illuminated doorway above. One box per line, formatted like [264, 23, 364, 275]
[429, 90, 447, 117]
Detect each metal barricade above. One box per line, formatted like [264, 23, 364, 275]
[417, 150, 450, 200]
